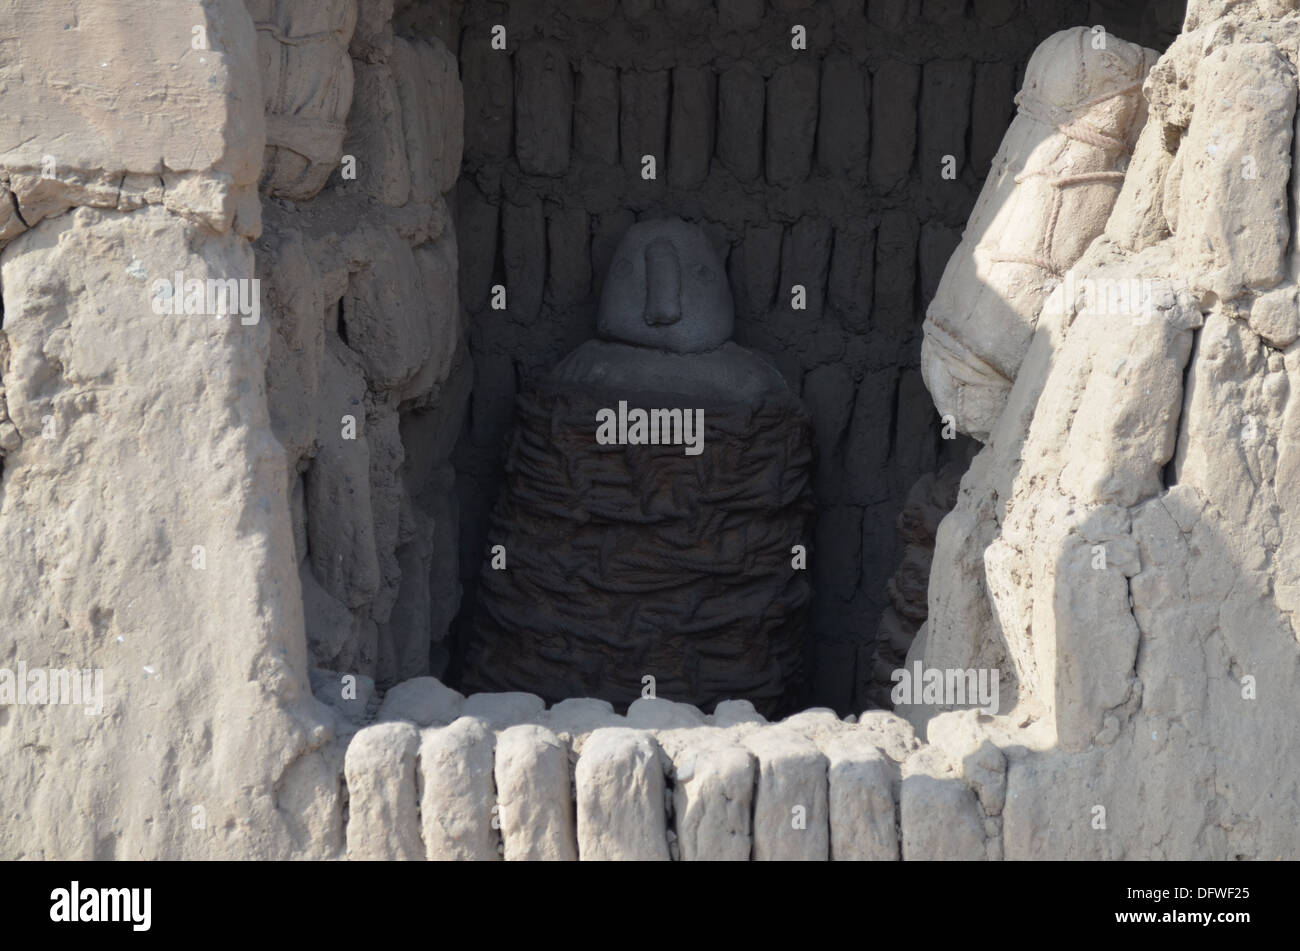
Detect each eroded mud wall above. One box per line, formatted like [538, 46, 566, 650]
[254, 0, 469, 690]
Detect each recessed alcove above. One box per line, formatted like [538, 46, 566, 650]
[315, 0, 1186, 714]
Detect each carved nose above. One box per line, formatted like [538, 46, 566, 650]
[643, 237, 682, 327]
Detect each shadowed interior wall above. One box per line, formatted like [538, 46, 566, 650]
[436, 0, 1184, 711]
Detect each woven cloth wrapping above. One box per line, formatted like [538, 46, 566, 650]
[462, 378, 815, 716]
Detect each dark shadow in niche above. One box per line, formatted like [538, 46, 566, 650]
[431, 0, 1186, 715]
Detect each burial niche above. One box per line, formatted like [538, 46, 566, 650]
[461, 218, 814, 715]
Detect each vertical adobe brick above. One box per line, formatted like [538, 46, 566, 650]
[623, 0, 655, 20]
[456, 179, 500, 313]
[923, 0, 967, 24]
[815, 507, 864, 615]
[970, 60, 1016, 176]
[867, 0, 909, 29]
[919, 59, 973, 182]
[973, 0, 1020, 26]
[574, 60, 620, 164]
[571, 0, 619, 19]
[468, 347, 517, 447]
[669, 66, 716, 188]
[766, 60, 820, 186]
[591, 208, 637, 292]
[858, 500, 899, 601]
[872, 209, 918, 338]
[501, 194, 547, 323]
[893, 367, 939, 482]
[718, 0, 765, 30]
[515, 41, 573, 176]
[729, 223, 784, 316]
[845, 366, 896, 494]
[620, 70, 671, 179]
[802, 363, 856, 500]
[817, 53, 870, 181]
[547, 206, 593, 308]
[828, 224, 876, 334]
[716, 63, 765, 182]
[780, 218, 833, 319]
[665, 0, 712, 15]
[918, 220, 961, 306]
[460, 32, 513, 166]
[869, 60, 919, 189]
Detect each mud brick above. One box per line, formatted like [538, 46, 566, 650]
[729, 222, 784, 315]
[574, 60, 620, 164]
[780, 218, 833, 319]
[872, 209, 919, 337]
[469, 346, 518, 447]
[829, 224, 876, 333]
[893, 367, 939, 480]
[919, 59, 973, 182]
[571, 0, 619, 19]
[919, 220, 961, 306]
[515, 41, 573, 177]
[818, 53, 870, 181]
[669, 65, 716, 188]
[973, 0, 1021, 26]
[501, 194, 547, 323]
[717, 0, 765, 30]
[815, 506, 864, 602]
[455, 179, 500, 313]
[802, 362, 853, 493]
[766, 59, 820, 186]
[620, 69, 671, 179]
[867, 0, 909, 29]
[869, 60, 919, 189]
[845, 367, 897, 497]
[547, 206, 592, 307]
[716, 63, 766, 182]
[858, 500, 900, 605]
[970, 60, 1016, 175]
[461, 34, 513, 166]
[923, 0, 967, 24]
[664, 0, 712, 15]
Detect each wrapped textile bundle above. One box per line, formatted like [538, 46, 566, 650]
[922, 26, 1158, 442]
